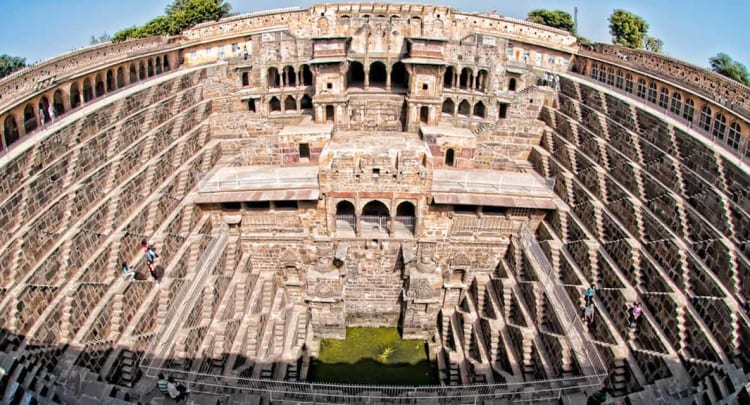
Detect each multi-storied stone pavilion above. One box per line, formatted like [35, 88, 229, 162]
[0, 3, 748, 404]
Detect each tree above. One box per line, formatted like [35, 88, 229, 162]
[608, 9, 649, 49]
[527, 9, 576, 34]
[0, 54, 27, 79]
[643, 36, 663, 53]
[89, 32, 112, 45]
[112, 0, 231, 42]
[709, 53, 750, 86]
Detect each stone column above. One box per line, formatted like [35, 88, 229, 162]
[386, 67, 392, 91]
[364, 67, 370, 89]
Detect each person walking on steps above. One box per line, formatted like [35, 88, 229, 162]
[584, 284, 596, 306]
[628, 302, 642, 329]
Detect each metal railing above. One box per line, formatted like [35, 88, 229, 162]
[451, 216, 517, 234]
[199, 175, 318, 191]
[518, 223, 608, 381]
[360, 215, 389, 234]
[335, 215, 356, 233]
[141, 365, 606, 404]
[393, 216, 416, 234]
[432, 178, 554, 196]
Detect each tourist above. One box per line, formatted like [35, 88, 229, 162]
[148, 262, 159, 286]
[584, 303, 595, 326]
[584, 284, 596, 306]
[167, 376, 189, 401]
[157, 374, 169, 395]
[628, 302, 642, 329]
[39, 107, 46, 130]
[121, 261, 135, 281]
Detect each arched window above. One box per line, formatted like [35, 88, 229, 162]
[391, 62, 409, 89]
[300, 94, 313, 110]
[445, 148, 455, 166]
[267, 67, 280, 87]
[82, 78, 93, 102]
[508, 78, 517, 91]
[38, 97, 51, 123]
[442, 98, 455, 114]
[53, 90, 65, 115]
[284, 95, 296, 111]
[335, 200, 356, 233]
[106, 70, 115, 92]
[459, 67, 472, 90]
[361, 200, 390, 233]
[683, 98, 695, 122]
[155, 58, 162, 74]
[147, 59, 154, 77]
[670, 93, 682, 115]
[712, 113, 726, 140]
[349, 61, 365, 87]
[95, 74, 105, 97]
[598, 66, 606, 82]
[458, 100, 471, 117]
[698, 105, 712, 131]
[727, 122, 741, 150]
[606, 67, 615, 85]
[369, 61, 387, 87]
[615, 71, 624, 89]
[636, 79, 646, 98]
[139, 62, 146, 80]
[23, 104, 37, 133]
[116, 67, 125, 88]
[473, 101, 486, 118]
[624, 74, 634, 93]
[301, 64, 313, 86]
[269, 96, 281, 112]
[70, 83, 81, 109]
[476, 69, 488, 91]
[283, 65, 296, 87]
[395, 201, 416, 234]
[590, 63, 599, 80]
[129, 64, 138, 83]
[647, 82, 657, 103]
[658, 87, 669, 108]
[163, 55, 170, 71]
[444, 66, 456, 88]
[3, 115, 20, 146]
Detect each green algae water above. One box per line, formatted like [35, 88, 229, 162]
[309, 327, 437, 385]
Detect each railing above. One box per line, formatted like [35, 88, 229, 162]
[140, 224, 229, 370]
[451, 216, 516, 234]
[141, 364, 606, 404]
[360, 215, 389, 234]
[432, 177, 554, 196]
[518, 223, 608, 382]
[199, 175, 318, 191]
[335, 215, 356, 233]
[393, 216, 416, 235]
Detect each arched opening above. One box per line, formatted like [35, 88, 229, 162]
[301, 64, 313, 86]
[163, 55, 170, 71]
[395, 201, 416, 234]
[636, 79, 646, 98]
[624, 74, 634, 93]
[4, 115, 20, 146]
[139, 62, 146, 80]
[284, 95, 296, 111]
[390, 62, 409, 89]
[445, 148, 455, 167]
[727, 122, 742, 150]
[683, 98, 695, 122]
[475, 69, 488, 91]
[615, 71, 624, 89]
[647, 82, 657, 103]
[38, 97, 51, 123]
[70, 83, 81, 109]
[268, 67, 281, 87]
[444, 66, 455, 88]
[129, 64, 138, 83]
[459, 67, 472, 90]
[658, 87, 669, 108]
[712, 113, 727, 140]
[82, 78, 93, 102]
[670, 93, 682, 115]
[606, 67, 615, 85]
[442, 98, 455, 115]
[369, 61, 387, 87]
[349, 61, 365, 87]
[117, 67, 125, 88]
[325, 105, 335, 122]
[336, 200, 356, 233]
[53, 90, 65, 115]
[155, 58, 162, 74]
[458, 100, 471, 117]
[473, 101, 486, 118]
[241, 72, 250, 86]
[147, 59, 154, 77]
[420, 106, 429, 124]
[300, 94, 313, 110]
[361, 200, 390, 233]
[106, 70, 115, 92]
[247, 99, 256, 112]
[508, 78, 517, 91]
[283, 65, 296, 87]
[269, 96, 281, 112]
[95, 74, 105, 97]
[699, 105, 712, 131]
[23, 104, 37, 133]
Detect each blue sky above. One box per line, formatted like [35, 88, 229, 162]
[1, 0, 747, 69]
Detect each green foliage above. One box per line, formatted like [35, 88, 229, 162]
[608, 9, 649, 49]
[527, 9, 576, 34]
[576, 35, 591, 46]
[113, 0, 231, 42]
[0, 54, 27, 79]
[709, 53, 750, 86]
[643, 36, 663, 53]
[89, 32, 112, 45]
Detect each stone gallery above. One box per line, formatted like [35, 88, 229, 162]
[0, 3, 748, 404]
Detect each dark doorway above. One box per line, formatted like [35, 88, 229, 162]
[420, 106, 429, 124]
[445, 148, 455, 167]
